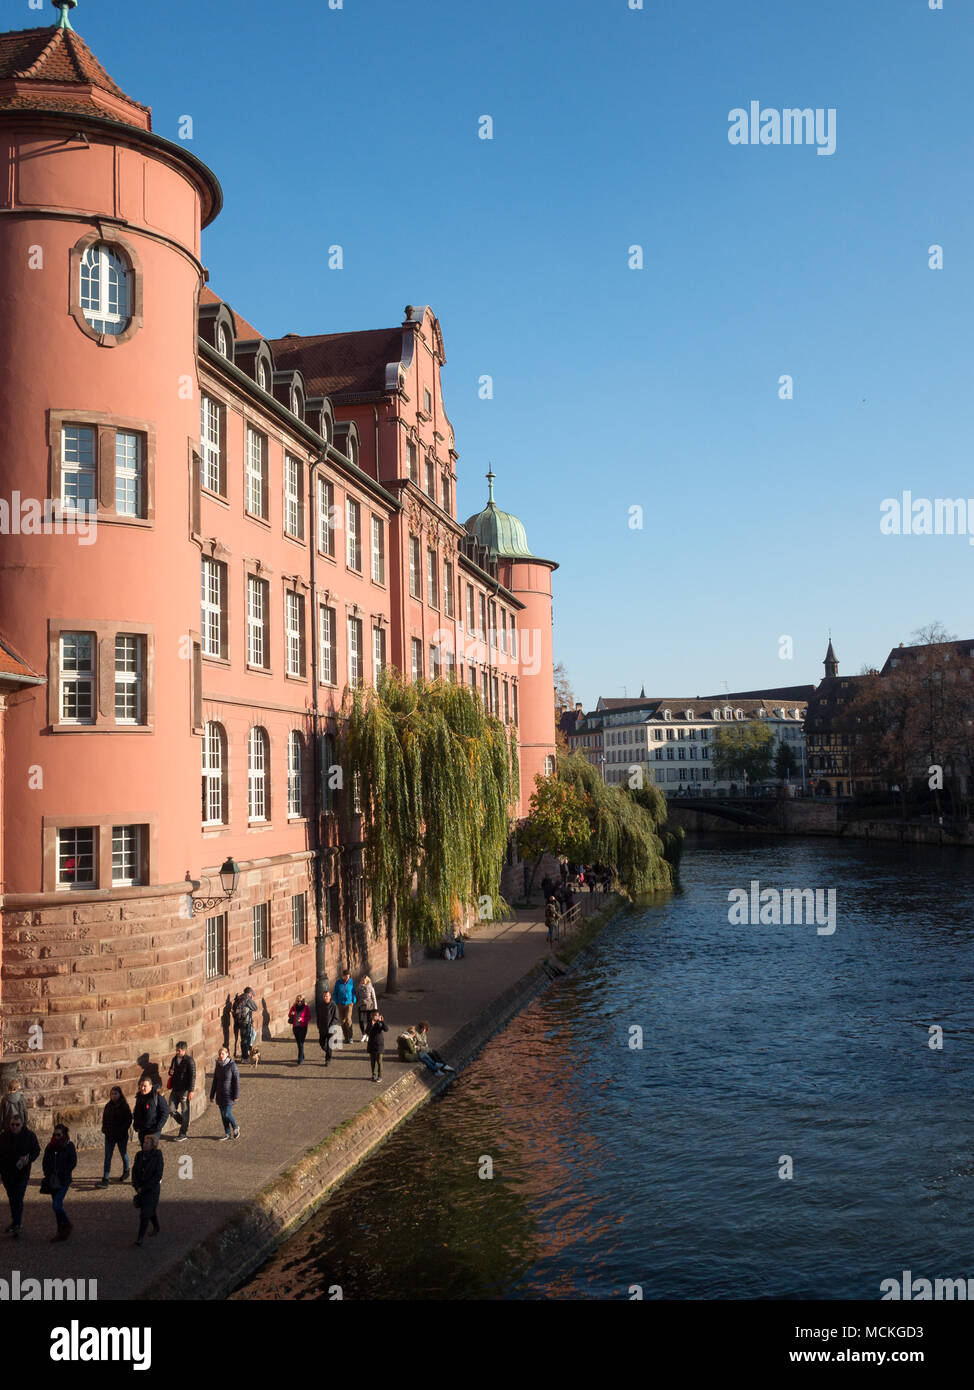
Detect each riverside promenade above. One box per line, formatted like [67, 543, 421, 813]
[0, 899, 615, 1301]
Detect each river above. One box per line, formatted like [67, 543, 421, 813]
[235, 835, 974, 1300]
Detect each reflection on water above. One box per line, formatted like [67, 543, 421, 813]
[236, 836, 974, 1300]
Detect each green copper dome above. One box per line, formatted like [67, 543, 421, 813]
[464, 471, 537, 559]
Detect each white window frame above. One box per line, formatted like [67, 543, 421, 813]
[285, 589, 304, 677]
[201, 556, 223, 658]
[252, 902, 270, 961]
[287, 731, 303, 817]
[113, 634, 144, 724]
[373, 625, 386, 677]
[348, 616, 363, 688]
[114, 431, 142, 516]
[202, 722, 225, 825]
[245, 426, 267, 519]
[248, 726, 269, 822]
[247, 575, 267, 668]
[317, 477, 335, 555]
[111, 824, 142, 886]
[346, 498, 362, 570]
[285, 455, 304, 540]
[61, 425, 96, 511]
[80, 243, 130, 335]
[205, 913, 228, 980]
[57, 826, 96, 889]
[319, 605, 337, 685]
[371, 516, 385, 584]
[201, 396, 222, 493]
[59, 631, 95, 723]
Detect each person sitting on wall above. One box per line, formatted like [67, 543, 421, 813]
[413, 1022, 454, 1074]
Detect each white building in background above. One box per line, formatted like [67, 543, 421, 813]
[566, 692, 810, 796]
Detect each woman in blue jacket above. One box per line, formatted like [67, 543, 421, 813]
[41, 1123, 77, 1241]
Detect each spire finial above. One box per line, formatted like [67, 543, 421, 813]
[53, 0, 77, 30]
[486, 467, 495, 503]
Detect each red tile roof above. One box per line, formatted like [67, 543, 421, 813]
[0, 25, 151, 130]
[200, 287, 266, 345]
[268, 329, 404, 398]
[0, 633, 42, 683]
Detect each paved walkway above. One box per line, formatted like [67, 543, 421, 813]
[1, 906, 566, 1300]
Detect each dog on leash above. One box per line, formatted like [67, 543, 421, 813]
[248, 1047, 261, 1068]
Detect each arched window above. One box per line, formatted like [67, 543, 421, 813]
[258, 359, 270, 392]
[663, 708, 671, 721]
[291, 385, 304, 417]
[217, 323, 231, 359]
[248, 726, 270, 822]
[544, 754, 556, 777]
[80, 243, 132, 335]
[202, 722, 227, 825]
[288, 731, 303, 817]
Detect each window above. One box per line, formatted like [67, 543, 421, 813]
[59, 631, 94, 723]
[201, 723, 227, 825]
[427, 548, 438, 608]
[247, 575, 269, 668]
[424, 388, 433, 415]
[466, 585, 475, 631]
[206, 913, 228, 980]
[111, 825, 143, 886]
[291, 385, 304, 418]
[407, 440, 419, 483]
[258, 359, 270, 392]
[292, 893, 307, 946]
[285, 590, 305, 677]
[114, 635, 145, 724]
[201, 556, 226, 658]
[445, 648, 456, 682]
[409, 535, 421, 598]
[317, 478, 335, 556]
[469, 666, 478, 692]
[491, 675, 499, 713]
[200, 396, 224, 495]
[248, 726, 270, 821]
[503, 681, 510, 723]
[245, 427, 268, 519]
[346, 499, 362, 570]
[425, 458, 435, 498]
[284, 456, 304, 540]
[252, 903, 270, 961]
[217, 323, 231, 359]
[513, 684, 519, 726]
[411, 638, 423, 682]
[373, 626, 386, 677]
[319, 605, 337, 685]
[481, 670, 488, 704]
[288, 731, 303, 817]
[429, 643, 441, 679]
[444, 559, 455, 617]
[499, 609, 507, 654]
[57, 827, 95, 888]
[479, 594, 487, 638]
[371, 516, 385, 583]
[348, 617, 364, 687]
[61, 425, 96, 511]
[545, 755, 556, 777]
[441, 472, 451, 512]
[488, 601, 497, 649]
[80, 243, 131, 335]
[114, 432, 142, 516]
[510, 619, 517, 662]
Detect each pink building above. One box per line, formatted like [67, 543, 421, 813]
[0, 11, 556, 1137]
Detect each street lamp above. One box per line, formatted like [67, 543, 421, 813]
[190, 857, 241, 914]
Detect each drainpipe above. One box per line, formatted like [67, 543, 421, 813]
[308, 452, 328, 1007]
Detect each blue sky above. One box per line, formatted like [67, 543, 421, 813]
[69, 0, 973, 707]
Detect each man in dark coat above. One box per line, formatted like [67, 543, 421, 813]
[132, 1077, 169, 1146]
[166, 1042, 197, 1141]
[316, 989, 340, 1067]
[0, 1113, 40, 1236]
[132, 1134, 164, 1245]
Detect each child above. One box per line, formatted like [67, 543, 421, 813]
[366, 1009, 388, 1083]
[0, 1081, 28, 1134]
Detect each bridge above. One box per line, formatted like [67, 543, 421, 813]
[667, 798, 780, 828]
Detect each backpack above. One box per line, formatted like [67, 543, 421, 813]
[234, 996, 252, 1028]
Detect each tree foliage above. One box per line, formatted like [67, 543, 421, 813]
[774, 741, 798, 779]
[545, 754, 678, 896]
[343, 669, 519, 963]
[517, 775, 591, 866]
[711, 721, 775, 784]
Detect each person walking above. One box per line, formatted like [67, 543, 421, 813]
[234, 987, 258, 1061]
[0, 1080, 28, 1133]
[132, 1133, 164, 1246]
[365, 1010, 387, 1082]
[316, 989, 340, 1066]
[209, 1046, 240, 1140]
[288, 995, 310, 1065]
[334, 968, 357, 1044]
[41, 1124, 77, 1242]
[357, 976, 377, 1041]
[132, 1076, 169, 1147]
[0, 1113, 40, 1237]
[98, 1085, 133, 1187]
[166, 1042, 196, 1141]
[545, 895, 559, 944]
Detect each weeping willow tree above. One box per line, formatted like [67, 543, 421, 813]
[553, 753, 680, 896]
[343, 668, 519, 992]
